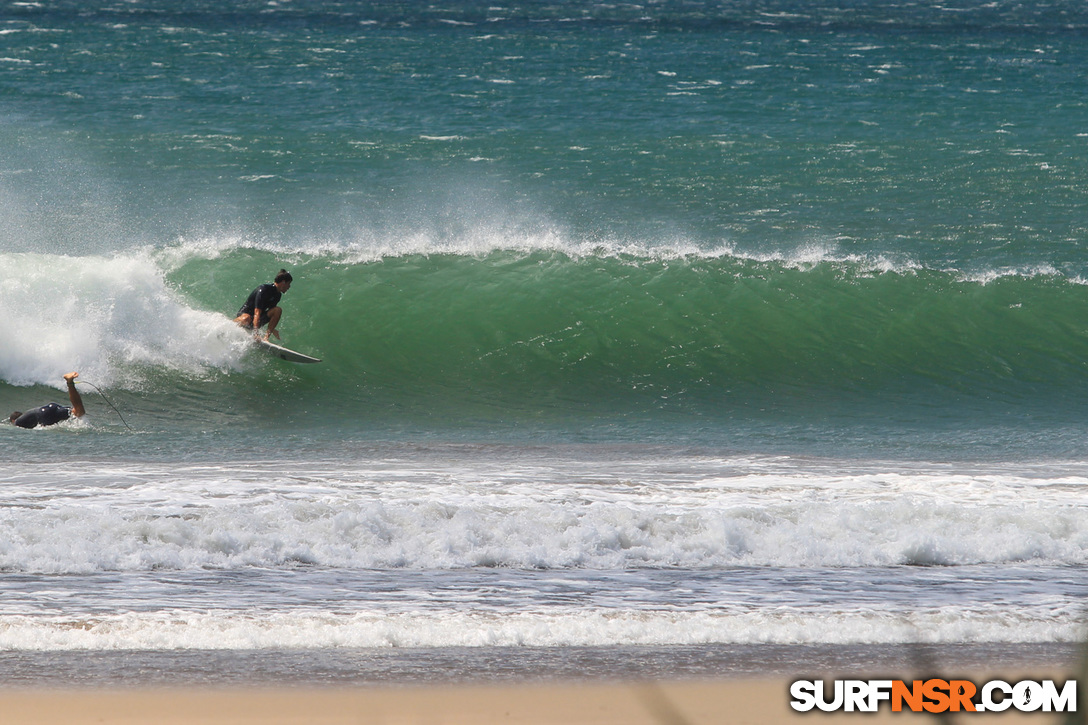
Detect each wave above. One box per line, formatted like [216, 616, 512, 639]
[172, 240, 1088, 408]
[1, 456, 1085, 573]
[4, 240, 1088, 429]
[1, 606, 1078, 650]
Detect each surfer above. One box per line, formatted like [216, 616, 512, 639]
[234, 269, 293, 340]
[8, 372, 87, 429]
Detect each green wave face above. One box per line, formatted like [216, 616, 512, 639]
[5, 244, 1087, 442]
[168, 248, 1088, 426]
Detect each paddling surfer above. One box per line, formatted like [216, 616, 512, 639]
[8, 372, 87, 428]
[234, 269, 292, 340]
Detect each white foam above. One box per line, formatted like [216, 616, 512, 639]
[157, 229, 901, 272]
[153, 227, 1075, 285]
[0, 251, 246, 388]
[0, 455, 1082, 651]
[0, 459, 1084, 573]
[0, 606, 1077, 651]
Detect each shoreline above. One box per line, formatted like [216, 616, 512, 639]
[0, 642, 1079, 689]
[3, 642, 1078, 723]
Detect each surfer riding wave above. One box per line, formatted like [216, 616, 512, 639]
[234, 269, 292, 340]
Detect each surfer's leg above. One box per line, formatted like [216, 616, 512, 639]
[234, 313, 253, 327]
[265, 307, 282, 338]
[64, 372, 85, 418]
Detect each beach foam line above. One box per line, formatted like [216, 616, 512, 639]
[0, 608, 1079, 651]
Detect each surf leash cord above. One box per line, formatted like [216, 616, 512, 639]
[75, 380, 134, 432]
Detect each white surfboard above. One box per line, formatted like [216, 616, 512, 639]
[255, 339, 322, 363]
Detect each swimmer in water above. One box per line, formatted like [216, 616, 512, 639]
[8, 372, 86, 429]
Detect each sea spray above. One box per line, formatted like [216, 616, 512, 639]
[0, 251, 248, 389]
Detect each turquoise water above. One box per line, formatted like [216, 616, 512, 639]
[0, 1, 1086, 684]
[5, 0, 1088, 454]
[5, 0, 1088, 260]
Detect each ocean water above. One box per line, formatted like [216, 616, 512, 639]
[1, 0, 1086, 685]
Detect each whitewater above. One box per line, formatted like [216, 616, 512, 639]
[0, 448, 1084, 660]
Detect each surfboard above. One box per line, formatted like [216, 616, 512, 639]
[254, 339, 322, 363]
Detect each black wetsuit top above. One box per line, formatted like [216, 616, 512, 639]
[13, 403, 72, 429]
[237, 283, 282, 327]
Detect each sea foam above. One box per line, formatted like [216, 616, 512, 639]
[0, 251, 246, 388]
[0, 458, 1084, 573]
[0, 606, 1078, 651]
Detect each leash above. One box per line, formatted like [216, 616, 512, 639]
[75, 380, 134, 432]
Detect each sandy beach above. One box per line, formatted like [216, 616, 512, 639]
[0, 677, 1079, 725]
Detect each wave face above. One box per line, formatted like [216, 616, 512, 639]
[5, 242, 1088, 440]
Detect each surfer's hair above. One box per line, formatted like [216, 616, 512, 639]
[9, 411, 21, 424]
[275, 269, 293, 284]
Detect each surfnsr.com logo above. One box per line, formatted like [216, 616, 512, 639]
[790, 679, 1077, 713]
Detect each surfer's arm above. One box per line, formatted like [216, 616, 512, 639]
[63, 372, 86, 418]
